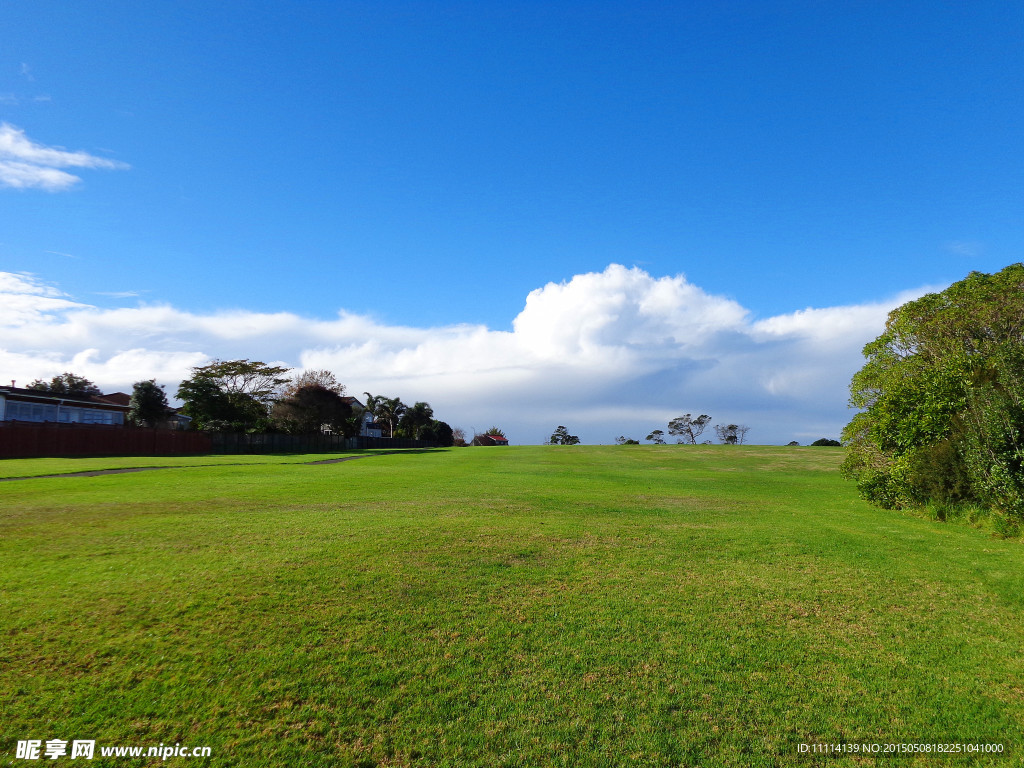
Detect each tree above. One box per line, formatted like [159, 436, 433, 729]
[484, 426, 506, 437]
[645, 429, 666, 444]
[396, 401, 434, 439]
[548, 425, 580, 445]
[419, 419, 455, 447]
[714, 424, 749, 445]
[841, 264, 1024, 528]
[615, 436, 640, 445]
[452, 427, 468, 447]
[810, 438, 841, 447]
[272, 384, 353, 434]
[128, 380, 171, 427]
[434, 421, 455, 447]
[363, 393, 407, 438]
[194, 359, 291, 402]
[338, 403, 368, 439]
[177, 359, 291, 432]
[668, 414, 711, 444]
[284, 370, 345, 396]
[27, 372, 101, 397]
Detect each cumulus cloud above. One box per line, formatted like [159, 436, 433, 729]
[0, 123, 129, 190]
[0, 266, 931, 443]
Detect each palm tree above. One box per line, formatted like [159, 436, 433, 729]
[363, 392, 406, 438]
[398, 401, 433, 439]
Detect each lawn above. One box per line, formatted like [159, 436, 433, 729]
[1, 446, 1021, 767]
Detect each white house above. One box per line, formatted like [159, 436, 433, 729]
[341, 397, 383, 438]
[0, 385, 130, 426]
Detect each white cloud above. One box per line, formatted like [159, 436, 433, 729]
[95, 291, 144, 299]
[0, 266, 931, 443]
[945, 240, 984, 258]
[0, 123, 129, 191]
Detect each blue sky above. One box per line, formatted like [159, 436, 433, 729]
[2, 2, 1023, 443]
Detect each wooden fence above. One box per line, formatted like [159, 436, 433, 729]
[0, 422, 212, 458]
[0, 422, 437, 458]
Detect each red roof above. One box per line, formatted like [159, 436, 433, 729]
[97, 392, 131, 406]
[0, 386, 130, 411]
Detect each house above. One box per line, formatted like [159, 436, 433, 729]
[0, 385, 130, 426]
[472, 433, 509, 446]
[166, 409, 193, 430]
[99, 391, 192, 430]
[341, 397, 384, 438]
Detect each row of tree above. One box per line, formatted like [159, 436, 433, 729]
[642, 415, 750, 445]
[27, 362, 461, 446]
[546, 417, 752, 446]
[177, 360, 460, 444]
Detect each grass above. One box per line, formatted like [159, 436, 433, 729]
[1, 445, 1022, 766]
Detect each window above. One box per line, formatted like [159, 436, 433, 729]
[4, 401, 123, 424]
[6, 402, 58, 422]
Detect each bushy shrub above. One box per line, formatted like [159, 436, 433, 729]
[841, 265, 1024, 530]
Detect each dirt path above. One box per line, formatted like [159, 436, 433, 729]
[0, 454, 373, 482]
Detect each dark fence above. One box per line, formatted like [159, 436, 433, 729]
[0, 422, 212, 458]
[0, 421, 436, 458]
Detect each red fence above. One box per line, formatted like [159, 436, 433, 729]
[0, 423, 439, 458]
[0, 422, 213, 458]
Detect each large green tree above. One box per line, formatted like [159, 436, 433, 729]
[128, 380, 171, 427]
[841, 264, 1024, 529]
[396, 401, 434, 439]
[272, 384, 353, 435]
[177, 359, 291, 432]
[418, 419, 454, 446]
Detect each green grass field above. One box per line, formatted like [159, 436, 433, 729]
[2, 446, 1022, 767]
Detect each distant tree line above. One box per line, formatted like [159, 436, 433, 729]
[25, 361, 461, 447]
[637, 415, 749, 445]
[176, 360, 457, 445]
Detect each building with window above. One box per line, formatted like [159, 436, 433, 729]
[341, 397, 384, 438]
[0, 386, 131, 426]
[472, 433, 509, 446]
